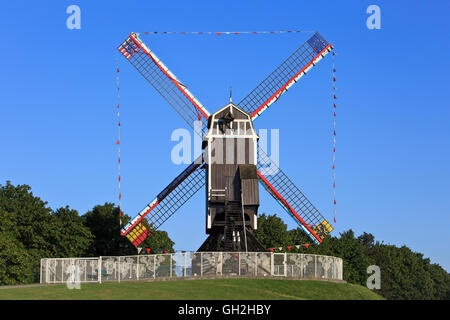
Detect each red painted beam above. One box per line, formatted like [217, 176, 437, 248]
[251, 43, 333, 119]
[128, 33, 210, 120]
[257, 170, 322, 244]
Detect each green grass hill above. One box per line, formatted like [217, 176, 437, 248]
[0, 278, 384, 300]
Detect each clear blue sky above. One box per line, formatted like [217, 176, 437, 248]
[1, 1, 449, 270]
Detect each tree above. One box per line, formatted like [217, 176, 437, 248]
[1, 181, 448, 298]
[288, 227, 309, 244]
[82, 203, 135, 256]
[426, 262, 450, 300]
[0, 232, 33, 285]
[82, 203, 176, 256]
[253, 213, 292, 249]
[0, 181, 60, 282]
[290, 229, 376, 285]
[0, 182, 96, 283]
[140, 228, 175, 254]
[324, 230, 374, 286]
[366, 242, 450, 300]
[357, 232, 375, 253]
[52, 206, 93, 258]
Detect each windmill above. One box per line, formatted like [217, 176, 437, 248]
[117, 32, 334, 252]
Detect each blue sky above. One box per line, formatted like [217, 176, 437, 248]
[1, 1, 449, 270]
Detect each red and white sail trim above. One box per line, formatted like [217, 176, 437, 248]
[251, 43, 333, 120]
[257, 170, 322, 244]
[141, 30, 314, 36]
[127, 33, 210, 120]
[121, 155, 204, 237]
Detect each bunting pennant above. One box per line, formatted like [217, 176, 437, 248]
[267, 244, 311, 251]
[331, 51, 337, 225]
[117, 61, 122, 229]
[142, 30, 314, 36]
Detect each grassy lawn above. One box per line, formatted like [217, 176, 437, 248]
[0, 279, 384, 300]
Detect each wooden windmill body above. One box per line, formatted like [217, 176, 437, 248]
[201, 103, 263, 251]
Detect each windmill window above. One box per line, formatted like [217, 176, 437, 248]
[232, 121, 238, 131]
[239, 122, 245, 135]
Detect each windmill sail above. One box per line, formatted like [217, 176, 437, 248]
[238, 32, 333, 120]
[257, 146, 333, 245]
[121, 156, 206, 247]
[117, 33, 210, 137]
[117, 31, 335, 248]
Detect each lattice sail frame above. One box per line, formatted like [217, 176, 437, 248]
[118, 33, 209, 137]
[117, 31, 334, 247]
[121, 157, 205, 247]
[257, 147, 333, 245]
[238, 32, 333, 120]
[236, 32, 334, 244]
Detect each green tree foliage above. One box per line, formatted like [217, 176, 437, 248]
[322, 230, 374, 285]
[365, 242, 450, 300]
[0, 181, 64, 282]
[140, 229, 175, 254]
[253, 213, 450, 300]
[82, 203, 175, 256]
[0, 232, 33, 285]
[0, 182, 94, 283]
[0, 181, 448, 299]
[82, 203, 136, 256]
[52, 206, 93, 258]
[0, 182, 176, 285]
[253, 213, 291, 249]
